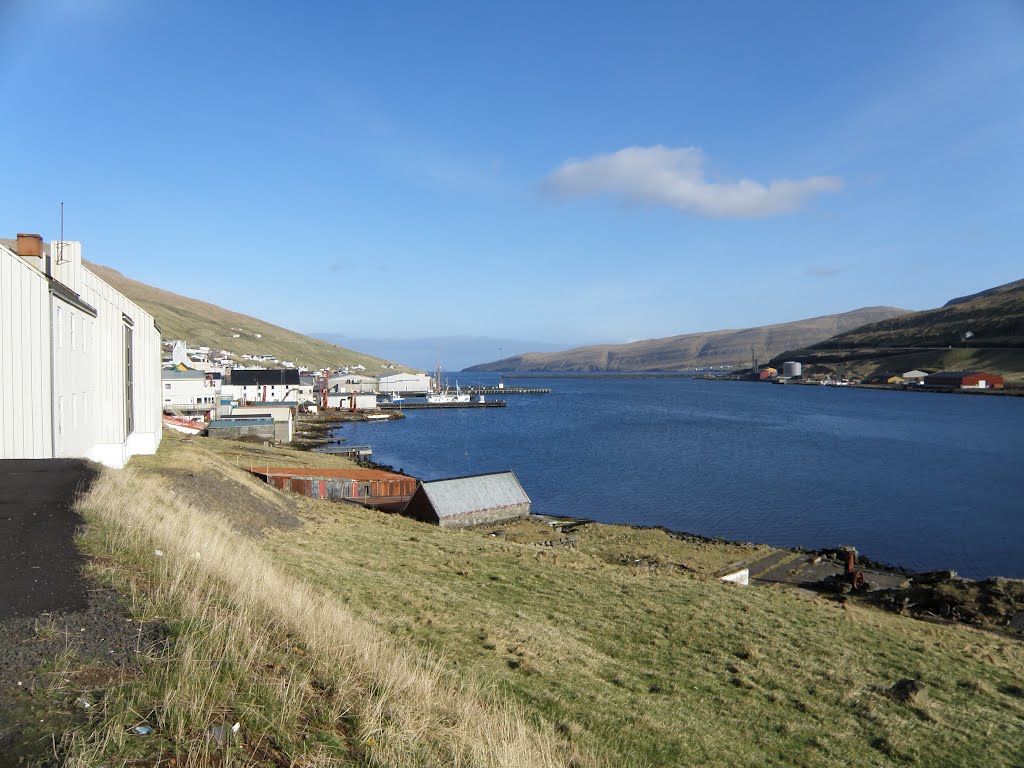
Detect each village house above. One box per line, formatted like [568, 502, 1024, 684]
[222, 368, 303, 403]
[0, 234, 162, 467]
[161, 369, 221, 420]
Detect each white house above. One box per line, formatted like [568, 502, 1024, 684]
[222, 368, 307, 404]
[161, 369, 221, 419]
[0, 234, 162, 468]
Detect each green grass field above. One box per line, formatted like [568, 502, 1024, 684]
[52, 433, 1024, 766]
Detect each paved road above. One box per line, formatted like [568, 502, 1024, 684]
[0, 460, 98, 619]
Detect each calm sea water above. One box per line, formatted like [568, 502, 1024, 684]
[325, 374, 1024, 579]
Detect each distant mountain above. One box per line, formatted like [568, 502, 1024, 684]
[771, 277, 1024, 382]
[464, 307, 909, 372]
[312, 334, 570, 373]
[84, 261, 412, 372]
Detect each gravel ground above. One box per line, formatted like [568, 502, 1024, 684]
[0, 460, 166, 766]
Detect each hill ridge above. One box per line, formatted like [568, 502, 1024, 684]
[85, 260, 411, 372]
[465, 306, 909, 372]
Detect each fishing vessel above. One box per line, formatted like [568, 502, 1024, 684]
[426, 359, 471, 403]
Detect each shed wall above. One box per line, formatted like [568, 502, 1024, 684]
[0, 248, 52, 458]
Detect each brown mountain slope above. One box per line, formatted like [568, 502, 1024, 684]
[85, 261, 411, 372]
[465, 306, 909, 372]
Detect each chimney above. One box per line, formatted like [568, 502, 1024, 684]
[15, 233, 46, 273]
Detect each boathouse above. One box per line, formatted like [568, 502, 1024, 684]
[249, 467, 416, 511]
[402, 471, 531, 528]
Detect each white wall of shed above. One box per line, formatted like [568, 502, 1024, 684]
[0, 246, 53, 458]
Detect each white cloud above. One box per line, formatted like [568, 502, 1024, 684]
[543, 145, 842, 218]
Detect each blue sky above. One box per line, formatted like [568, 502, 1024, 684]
[2, 1, 1023, 359]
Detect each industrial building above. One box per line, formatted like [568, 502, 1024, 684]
[249, 466, 416, 511]
[402, 471, 531, 528]
[782, 361, 803, 378]
[1, 234, 162, 468]
[378, 372, 432, 395]
[922, 371, 1004, 390]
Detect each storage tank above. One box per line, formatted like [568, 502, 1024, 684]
[783, 361, 802, 378]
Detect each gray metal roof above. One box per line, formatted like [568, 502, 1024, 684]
[419, 472, 530, 519]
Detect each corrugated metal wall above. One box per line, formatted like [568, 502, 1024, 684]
[0, 247, 52, 458]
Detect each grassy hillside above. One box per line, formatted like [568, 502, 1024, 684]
[85, 260, 414, 372]
[812, 278, 1024, 350]
[42, 433, 1024, 766]
[773, 278, 1024, 382]
[465, 307, 909, 372]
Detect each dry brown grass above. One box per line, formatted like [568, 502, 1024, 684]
[68, 462, 580, 767]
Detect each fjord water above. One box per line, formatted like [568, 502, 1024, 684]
[330, 375, 1024, 579]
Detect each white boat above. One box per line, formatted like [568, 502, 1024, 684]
[426, 358, 471, 403]
[427, 382, 471, 404]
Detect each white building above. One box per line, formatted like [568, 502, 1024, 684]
[378, 372, 432, 395]
[0, 234, 162, 468]
[328, 372, 379, 393]
[162, 370, 221, 419]
[222, 368, 308, 404]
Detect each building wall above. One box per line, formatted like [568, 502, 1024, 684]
[379, 373, 432, 394]
[437, 502, 531, 528]
[0, 247, 52, 458]
[207, 422, 276, 440]
[77, 250, 163, 467]
[51, 294, 98, 459]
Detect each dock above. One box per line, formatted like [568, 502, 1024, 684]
[317, 445, 373, 459]
[463, 386, 551, 395]
[379, 401, 507, 410]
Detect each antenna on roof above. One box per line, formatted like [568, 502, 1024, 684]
[56, 201, 67, 264]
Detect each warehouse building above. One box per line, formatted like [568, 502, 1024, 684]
[0, 234, 162, 467]
[922, 371, 1004, 390]
[402, 471, 531, 528]
[378, 372, 432, 395]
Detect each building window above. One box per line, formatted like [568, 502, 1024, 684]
[56, 307, 63, 347]
[70, 314, 76, 350]
[58, 397, 64, 437]
[165, 383, 172, 389]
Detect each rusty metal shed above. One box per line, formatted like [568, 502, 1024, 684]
[249, 466, 416, 511]
[402, 471, 531, 528]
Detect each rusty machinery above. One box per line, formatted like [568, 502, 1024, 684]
[837, 545, 866, 591]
